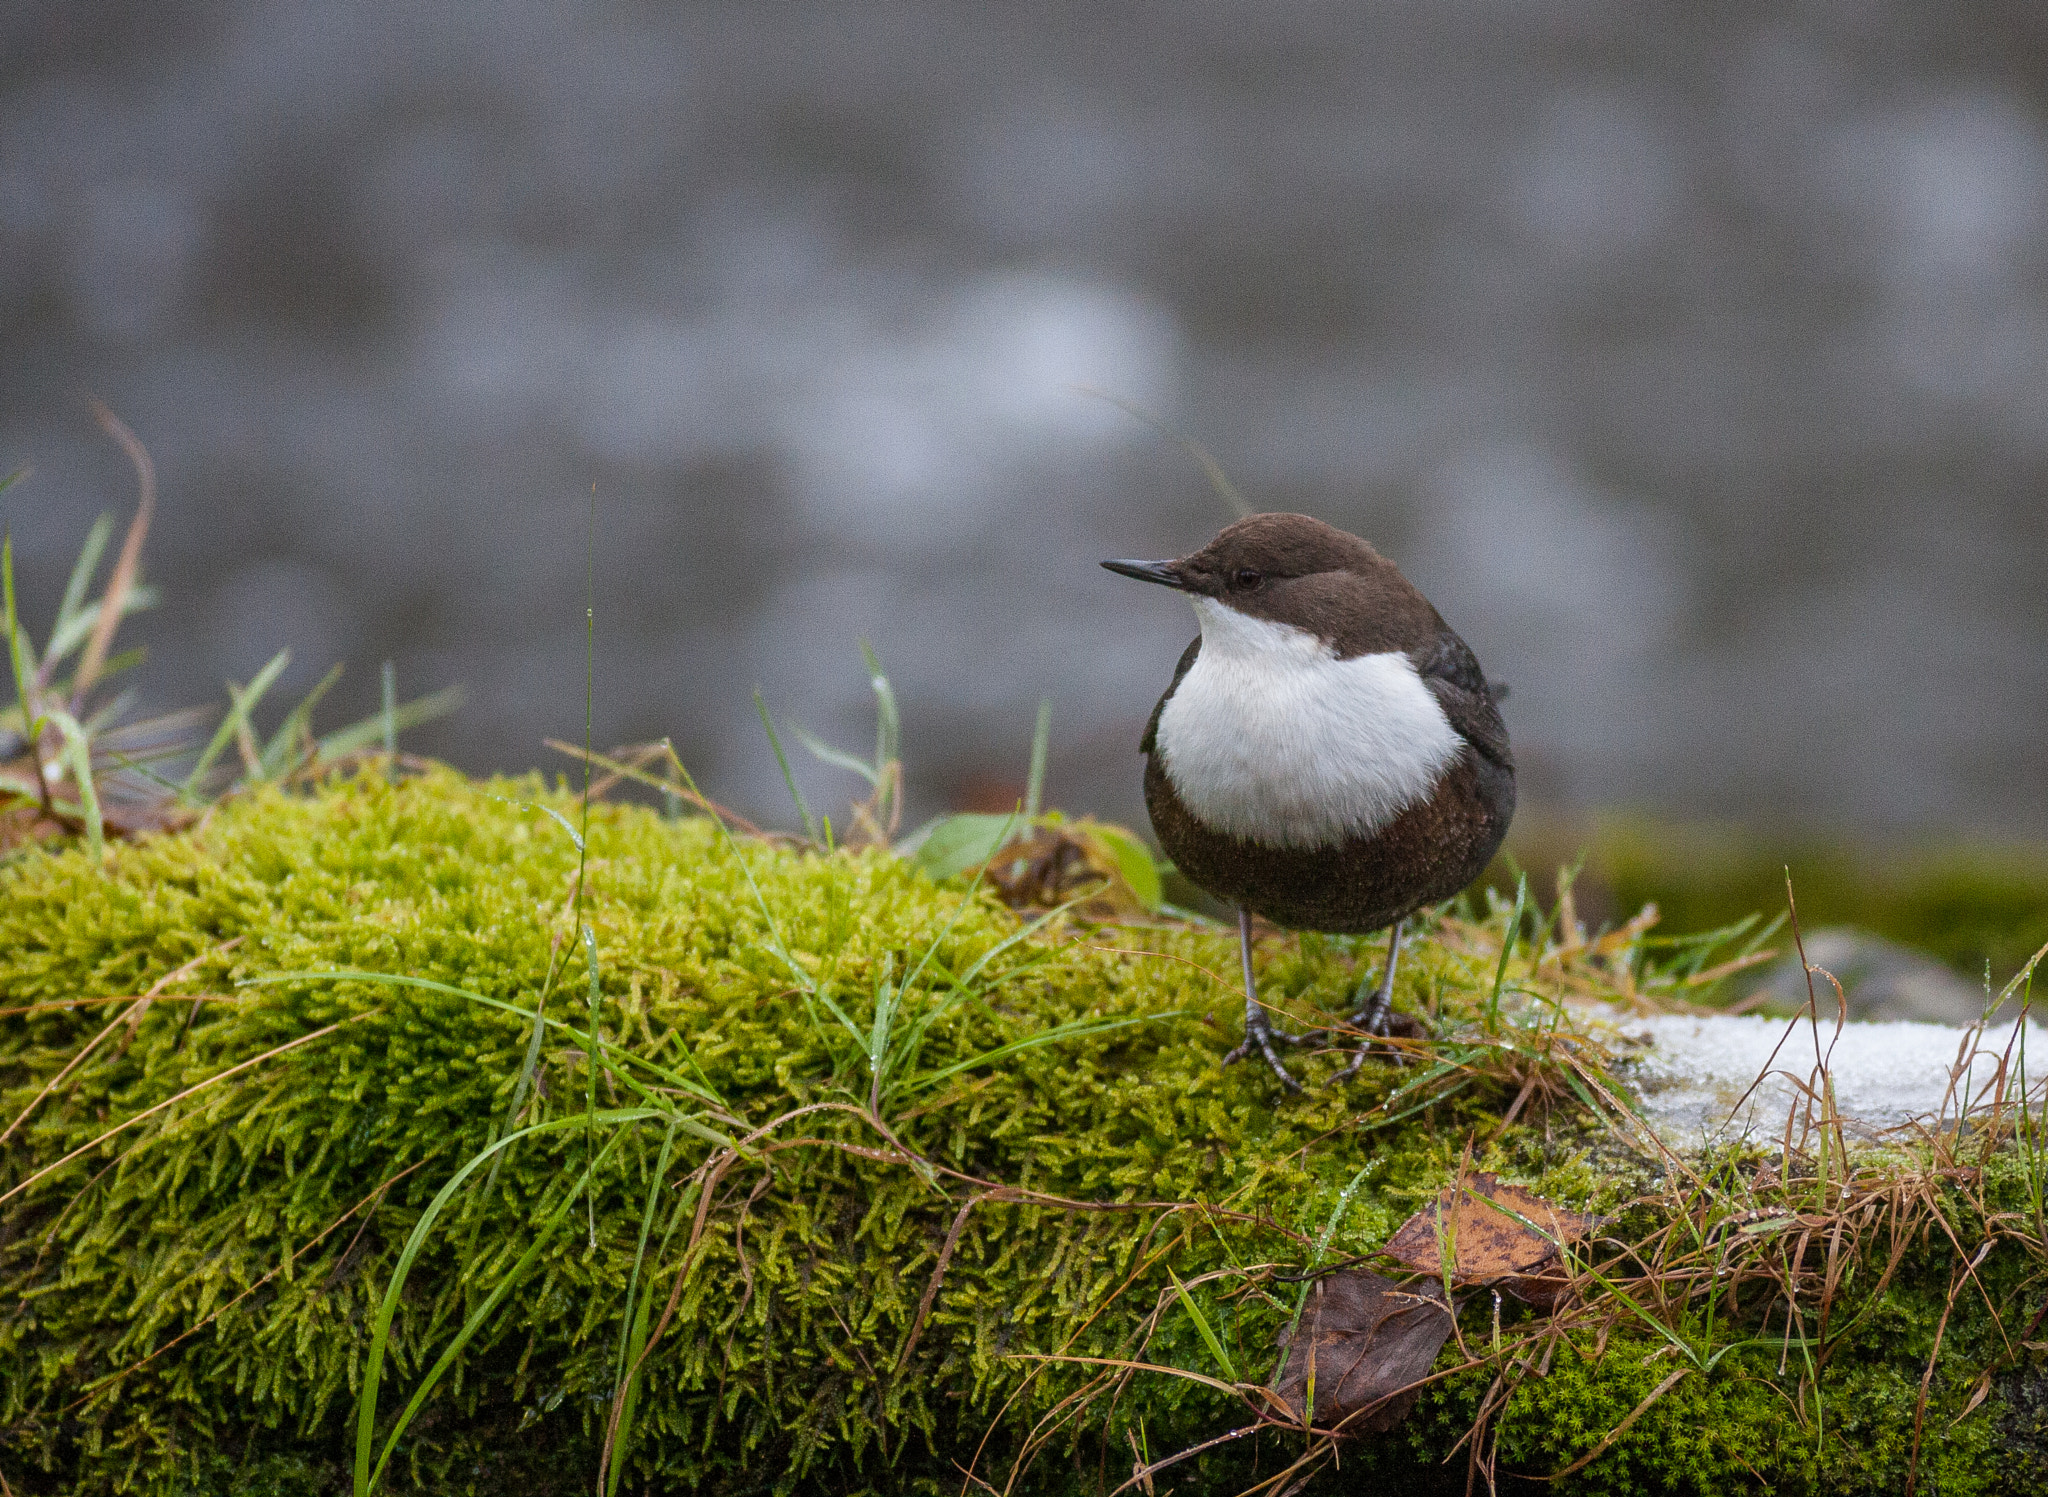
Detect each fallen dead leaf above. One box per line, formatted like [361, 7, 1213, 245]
[1271, 1270, 1453, 1434]
[979, 821, 1159, 918]
[1380, 1172, 1598, 1308]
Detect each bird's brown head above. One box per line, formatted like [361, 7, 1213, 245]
[1102, 512, 1439, 653]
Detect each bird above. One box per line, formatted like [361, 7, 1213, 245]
[1103, 512, 1515, 1092]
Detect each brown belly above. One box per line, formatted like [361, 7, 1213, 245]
[1144, 748, 1514, 933]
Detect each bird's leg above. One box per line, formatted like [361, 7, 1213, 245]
[1334, 918, 1405, 1081]
[1355, 918, 1404, 1034]
[1219, 906, 1304, 1092]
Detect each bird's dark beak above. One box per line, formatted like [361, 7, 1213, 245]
[1100, 558, 1187, 589]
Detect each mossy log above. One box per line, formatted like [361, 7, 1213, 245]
[2, 771, 2042, 1495]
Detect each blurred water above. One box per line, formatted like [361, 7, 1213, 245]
[2, 1, 2045, 838]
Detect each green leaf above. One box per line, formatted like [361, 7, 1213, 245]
[1024, 697, 1052, 820]
[902, 1012, 1161, 1094]
[1088, 823, 1164, 911]
[242, 969, 730, 1114]
[607, 1120, 684, 1496]
[357, 1118, 652, 1494]
[4, 534, 38, 714]
[906, 812, 1020, 882]
[755, 687, 819, 842]
[861, 639, 899, 780]
[1487, 873, 1528, 1018]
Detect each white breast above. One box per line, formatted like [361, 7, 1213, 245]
[1153, 597, 1464, 850]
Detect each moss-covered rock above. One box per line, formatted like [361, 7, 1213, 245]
[1, 770, 2041, 1495]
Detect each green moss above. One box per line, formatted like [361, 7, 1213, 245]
[1, 770, 2041, 1495]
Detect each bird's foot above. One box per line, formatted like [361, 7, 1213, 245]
[1333, 920, 1412, 1082]
[1225, 905, 1306, 1093]
[1221, 1004, 1305, 1093]
[1332, 1003, 1403, 1081]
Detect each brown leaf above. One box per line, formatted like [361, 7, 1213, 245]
[981, 823, 1154, 918]
[1501, 1267, 1573, 1310]
[1380, 1173, 1597, 1291]
[1271, 1270, 1452, 1434]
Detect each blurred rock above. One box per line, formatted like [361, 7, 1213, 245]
[1741, 925, 2010, 1025]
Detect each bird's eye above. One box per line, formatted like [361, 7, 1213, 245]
[1233, 568, 1263, 589]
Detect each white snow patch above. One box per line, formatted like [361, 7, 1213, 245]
[1618, 1011, 2047, 1144]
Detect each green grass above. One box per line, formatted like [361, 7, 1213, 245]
[3, 444, 459, 865]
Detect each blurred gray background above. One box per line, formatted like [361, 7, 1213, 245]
[3, 1, 2045, 840]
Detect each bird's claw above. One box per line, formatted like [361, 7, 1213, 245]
[1332, 1003, 1403, 1082]
[1222, 1004, 1305, 1092]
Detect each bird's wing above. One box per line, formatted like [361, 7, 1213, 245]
[1139, 636, 1202, 754]
[1412, 632, 1514, 771]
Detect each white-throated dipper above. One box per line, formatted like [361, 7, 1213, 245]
[1104, 513, 1515, 1092]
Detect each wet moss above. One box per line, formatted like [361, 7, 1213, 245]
[1, 770, 2040, 1494]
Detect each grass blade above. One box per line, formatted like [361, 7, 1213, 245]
[605, 1119, 682, 1495]
[1488, 874, 1528, 1019]
[4, 534, 38, 716]
[355, 1117, 650, 1494]
[867, 957, 899, 1112]
[72, 403, 155, 706]
[790, 723, 881, 788]
[655, 738, 876, 1074]
[903, 1012, 1161, 1094]
[956, 901, 1071, 990]
[485, 952, 558, 1193]
[258, 661, 343, 779]
[755, 686, 819, 842]
[862, 640, 899, 781]
[182, 649, 290, 800]
[51, 514, 114, 647]
[1168, 1267, 1239, 1383]
[81, 684, 138, 735]
[1072, 388, 1254, 519]
[658, 739, 817, 996]
[241, 969, 731, 1115]
[317, 684, 464, 759]
[1024, 697, 1052, 820]
[43, 708, 104, 860]
[877, 818, 1032, 1094]
[44, 584, 161, 674]
[583, 923, 602, 1246]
